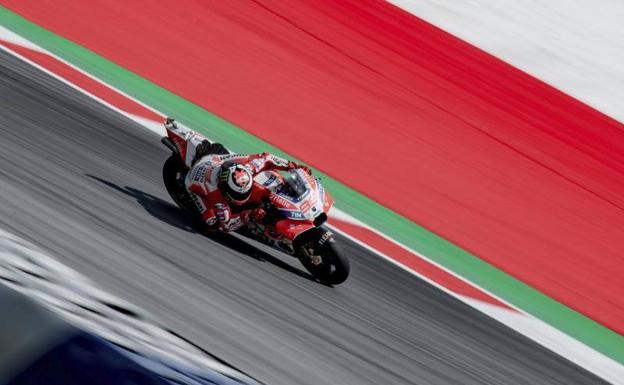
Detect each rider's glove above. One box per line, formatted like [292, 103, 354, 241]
[251, 208, 267, 222]
[287, 161, 312, 176]
[242, 208, 266, 223]
[215, 203, 231, 224]
[193, 139, 213, 165]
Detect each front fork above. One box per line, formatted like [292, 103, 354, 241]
[296, 227, 334, 266]
[299, 245, 323, 266]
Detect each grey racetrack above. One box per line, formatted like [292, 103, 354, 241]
[0, 49, 608, 385]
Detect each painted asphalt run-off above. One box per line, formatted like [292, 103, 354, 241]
[0, 24, 622, 384]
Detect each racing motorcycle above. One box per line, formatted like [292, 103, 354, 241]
[160, 118, 349, 285]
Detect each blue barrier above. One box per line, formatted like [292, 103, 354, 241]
[0, 282, 255, 385]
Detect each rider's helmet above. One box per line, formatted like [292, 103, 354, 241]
[219, 162, 253, 205]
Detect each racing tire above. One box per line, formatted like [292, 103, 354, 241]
[162, 155, 196, 214]
[297, 228, 350, 285]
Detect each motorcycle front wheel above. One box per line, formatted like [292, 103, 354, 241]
[296, 228, 350, 285]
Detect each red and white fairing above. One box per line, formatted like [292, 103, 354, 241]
[254, 169, 334, 242]
[165, 121, 210, 167]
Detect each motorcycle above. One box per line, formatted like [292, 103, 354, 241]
[160, 118, 349, 285]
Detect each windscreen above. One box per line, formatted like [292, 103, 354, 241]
[283, 172, 308, 198]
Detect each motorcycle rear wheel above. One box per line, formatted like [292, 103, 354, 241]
[162, 155, 195, 214]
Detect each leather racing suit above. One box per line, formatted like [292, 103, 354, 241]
[185, 152, 304, 232]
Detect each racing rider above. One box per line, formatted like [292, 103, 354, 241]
[168, 119, 312, 233]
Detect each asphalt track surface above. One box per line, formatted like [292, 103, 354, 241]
[0, 50, 608, 385]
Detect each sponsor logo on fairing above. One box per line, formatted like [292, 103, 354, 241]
[270, 155, 289, 167]
[318, 231, 333, 246]
[287, 210, 304, 219]
[263, 174, 277, 186]
[278, 209, 312, 220]
[218, 154, 244, 160]
[272, 194, 293, 208]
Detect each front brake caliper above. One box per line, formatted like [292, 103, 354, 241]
[300, 244, 322, 266]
